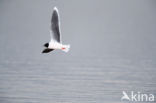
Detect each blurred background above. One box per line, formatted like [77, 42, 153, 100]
[0, 0, 156, 103]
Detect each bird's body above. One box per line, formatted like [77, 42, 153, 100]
[49, 40, 70, 51]
[42, 7, 70, 53]
[49, 41, 63, 49]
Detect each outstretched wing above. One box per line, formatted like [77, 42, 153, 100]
[50, 7, 61, 43]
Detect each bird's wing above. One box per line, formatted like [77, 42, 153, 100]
[50, 7, 61, 43]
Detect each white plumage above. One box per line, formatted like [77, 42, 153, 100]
[42, 7, 70, 53]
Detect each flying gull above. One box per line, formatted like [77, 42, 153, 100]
[42, 7, 70, 53]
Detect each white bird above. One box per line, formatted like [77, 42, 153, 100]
[42, 7, 70, 53]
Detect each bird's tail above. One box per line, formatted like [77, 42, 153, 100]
[61, 44, 70, 52]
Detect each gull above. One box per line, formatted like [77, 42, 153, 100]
[42, 7, 70, 53]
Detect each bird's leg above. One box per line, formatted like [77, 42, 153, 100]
[61, 47, 66, 50]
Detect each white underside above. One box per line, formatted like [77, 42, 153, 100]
[48, 40, 70, 52]
[49, 41, 62, 49]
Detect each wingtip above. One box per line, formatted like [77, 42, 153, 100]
[54, 6, 58, 11]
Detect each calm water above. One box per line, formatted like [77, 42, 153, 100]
[0, 55, 156, 103]
[0, 0, 156, 103]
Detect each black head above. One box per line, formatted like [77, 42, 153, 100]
[44, 43, 49, 47]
